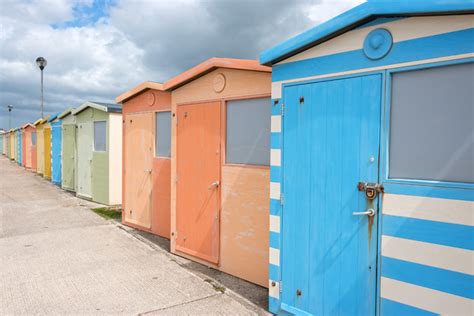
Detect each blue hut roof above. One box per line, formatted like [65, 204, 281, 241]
[47, 112, 62, 122]
[260, 0, 474, 65]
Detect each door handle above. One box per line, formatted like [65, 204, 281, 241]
[353, 208, 375, 217]
[208, 181, 219, 190]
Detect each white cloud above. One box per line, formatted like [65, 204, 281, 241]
[0, 0, 364, 129]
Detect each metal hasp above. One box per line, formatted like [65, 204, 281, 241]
[357, 182, 384, 200]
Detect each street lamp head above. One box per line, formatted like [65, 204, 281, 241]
[36, 57, 47, 70]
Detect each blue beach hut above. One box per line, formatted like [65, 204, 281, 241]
[260, 1, 474, 315]
[49, 112, 63, 186]
[16, 128, 22, 166]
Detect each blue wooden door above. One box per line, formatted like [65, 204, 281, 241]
[52, 124, 62, 185]
[281, 74, 382, 316]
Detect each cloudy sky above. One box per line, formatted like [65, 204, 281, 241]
[0, 0, 364, 129]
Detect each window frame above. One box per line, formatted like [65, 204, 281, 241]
[223, 95, 271, 169]
[154, 110, 172, 159]
[93, 120, 107, 152]
[381, 58, 474, 194]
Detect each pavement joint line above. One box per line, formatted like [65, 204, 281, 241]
[112, 222, 270, 315]
[138, 293, 221, 315]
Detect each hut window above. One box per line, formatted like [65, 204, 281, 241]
[226, 98, 271, 166]
[155, 111, 171, 157]
[93, 121, 107, 152]
[389, 62, 474, 183]
[31, 132, 36, 146]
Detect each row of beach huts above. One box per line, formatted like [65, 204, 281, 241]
[1, 1, 473, 315]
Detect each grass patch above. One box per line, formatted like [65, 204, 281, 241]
[204, 279, 226, 293]
[91, 207, 122, 220]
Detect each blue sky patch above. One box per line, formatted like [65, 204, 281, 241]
[51, 0, 116, 29]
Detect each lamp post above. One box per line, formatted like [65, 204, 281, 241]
[36, 57, 47, 118]
[7, 105, 13, 129]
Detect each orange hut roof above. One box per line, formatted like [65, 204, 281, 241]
[163, 57, 271, 91]
[115, 81, 164, 104]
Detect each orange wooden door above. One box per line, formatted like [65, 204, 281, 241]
[123, 112, 154, 229]
[176, 101, 221, 264]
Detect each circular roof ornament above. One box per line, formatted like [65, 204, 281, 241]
[145, 91, 156, 106]
[213, 73, 226, 93]
[363, 28, 393, 60]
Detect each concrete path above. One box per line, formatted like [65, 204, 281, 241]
[0, 157, 268, 315]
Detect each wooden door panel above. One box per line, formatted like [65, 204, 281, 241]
[176, 101, 221, 264]
[281, 75, 382, 315]
[124, 113, 154, 229]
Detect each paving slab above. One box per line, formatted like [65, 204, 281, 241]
[0, 157, 266, 315]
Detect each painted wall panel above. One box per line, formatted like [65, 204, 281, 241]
[176, 101, 221, 264]
[123, 112, 153, 227]
[152, 158, 171, 238]
[17, 130, 22, 165]
[43, 126, 51, 179]
[92, 151, 109, 205]
[76, 121, 93, 199]
[220, 165, 269, 287]
[21, 129, 26, 166]
[108, 113, 122, 205]
[62, 124, 76, 191]
[51, 122, 62, 185]
[36, 125, 44, 175]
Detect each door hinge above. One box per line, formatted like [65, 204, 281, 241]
[280, 281, 283, 293]
[280, 193, 284, 205]
[281, 104, 285, 117]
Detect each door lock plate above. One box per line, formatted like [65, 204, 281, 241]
[358, 182, 384, 200]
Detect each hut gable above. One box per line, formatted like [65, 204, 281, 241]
[260, 0, 474, 65]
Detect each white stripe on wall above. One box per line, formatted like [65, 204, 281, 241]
[383, 193, 474, 226]
[270, 149, 281, 167]
[271, 115, 281, 133]
[382, 235, 474, 275]
[271, 53, 474, 99]
[380, 277, 473, 315]
[270, 182, 281, 200]
[269, 280, 280, 299]
[271, 82, 282, 100]
[270, 247, 280, 266]
[278, 15, 474, 65]
[270, 215, 281, 233]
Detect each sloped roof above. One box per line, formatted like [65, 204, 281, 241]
[57, 108, 74, 119]
[260, 0, 474, 65]
[115, 81, 164, 104]
[72, 101, 122, 116]
[163, 57, 271, 91]
[47, 112, 62, 122]
[33, 118, 43, 126]
[21, 123, 35, 129]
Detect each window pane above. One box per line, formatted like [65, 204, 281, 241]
[389, 63, 474, 183]
[31, 132, 36, 145]
[226, 98, 270, 165]
[94, 121, 106, 152]
[156, 111, 171, 157]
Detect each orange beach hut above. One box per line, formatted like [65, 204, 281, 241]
[165, 58, 272, 287]
[116, 82, 172, 238]
[22, 123, 36, 170]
